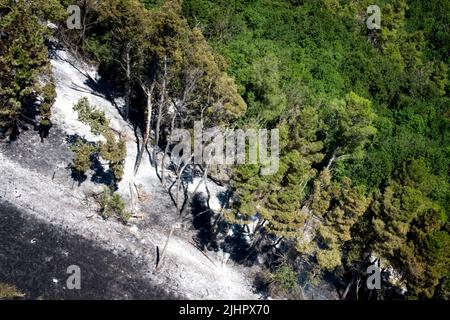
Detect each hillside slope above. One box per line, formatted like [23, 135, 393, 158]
[0, 47, 258, 300]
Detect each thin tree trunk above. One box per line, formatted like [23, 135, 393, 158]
[77, 0, 88, 56]
[326, 149, 351, 170]
[326, 150, 337, 170]
[268, 235, 283, 248]
[155, 224, 175, 272]
[155, 155, 193, 272]
[356, 276, 361, 300]
[341, 274, 355, 300]
[175, 166, 181, 215]
[161, 110, 177, 185]
[124, 42, 132, 121]
[205, 178, 211, 210]
[153, 54, 167, 168]
[134, 83, 155, 175]
[129, 181, 136, 212]
[299, 285, 307, 300]
[178, 156, 212, 218]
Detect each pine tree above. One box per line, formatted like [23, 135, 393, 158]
[71, 139, 97, 182]
[100, 187, 131, 223]
[322, 92, 377, 169]
[97, 0, 151, 120]
[232, 105, 325, 242]
[311, 173, 370, 271]
[100, 130, 127, 182]
[181, 26, 246, 125]
[370, 159, 450, 297]
[0, 0, 64, 139]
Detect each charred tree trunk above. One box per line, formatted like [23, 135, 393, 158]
[161, 110, 177, 185]
[341, 273, 355, 300]
[155, 154, 194, 272]
[153, 54, 167, 171]
[155, 224, 176, 272]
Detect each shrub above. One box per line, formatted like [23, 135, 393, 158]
[100, 188, 131, 224]
[73, 97, 109, 135]
[267, 264, 301, 299]
[71, 139, 97, 174]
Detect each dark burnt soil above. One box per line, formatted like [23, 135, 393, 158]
[0, 126, 73, 180]
[0, 200, 179, 300]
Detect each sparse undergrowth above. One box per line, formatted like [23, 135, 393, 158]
[266, 264, 303, 300]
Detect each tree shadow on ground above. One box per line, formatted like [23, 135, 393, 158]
[90, 153, 114, 186]
[190, 190, 260, 267]
[191, 193, 216, 251]
[66, 134, 114, 188]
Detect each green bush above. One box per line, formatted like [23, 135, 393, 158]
[268, 264, 301, 299]
[73, 97, 109, 136]
[100, 188, 131, 224]
[70, 140, 97, 174]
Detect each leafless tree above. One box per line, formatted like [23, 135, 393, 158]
[133, 79, 155, 175]
[153, 54, 168, 170]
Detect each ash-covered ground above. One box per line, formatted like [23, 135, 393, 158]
[0, 200, 176, 300]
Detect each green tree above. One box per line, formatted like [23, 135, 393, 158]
[246, 53, 287, 125]
[322, 92, 377, 169]
[0, 0, 64, 139]
[71, 139, 97, 176]
[370, 159, 449, 298]
[232, 105, 324, 242]
[309, 171, 370, 272]
[97, 0, 151, 120]
[100, 187, 131, 224]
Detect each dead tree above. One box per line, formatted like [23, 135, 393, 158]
[134, 80, 155, 175]
[161, 106, 178, 185]
[123, 42, 132, 120]
[153, 54, 168, 170]
[154, 153, 194, 272]
[155, 146, 216, 271]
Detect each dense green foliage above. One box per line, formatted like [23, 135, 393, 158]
[61, 0, 246, 129]
[0, 0, 64, 139]
[1, 0, 448, 300]
[267, 264, 301, 299]
[182, 0, 450, 298]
